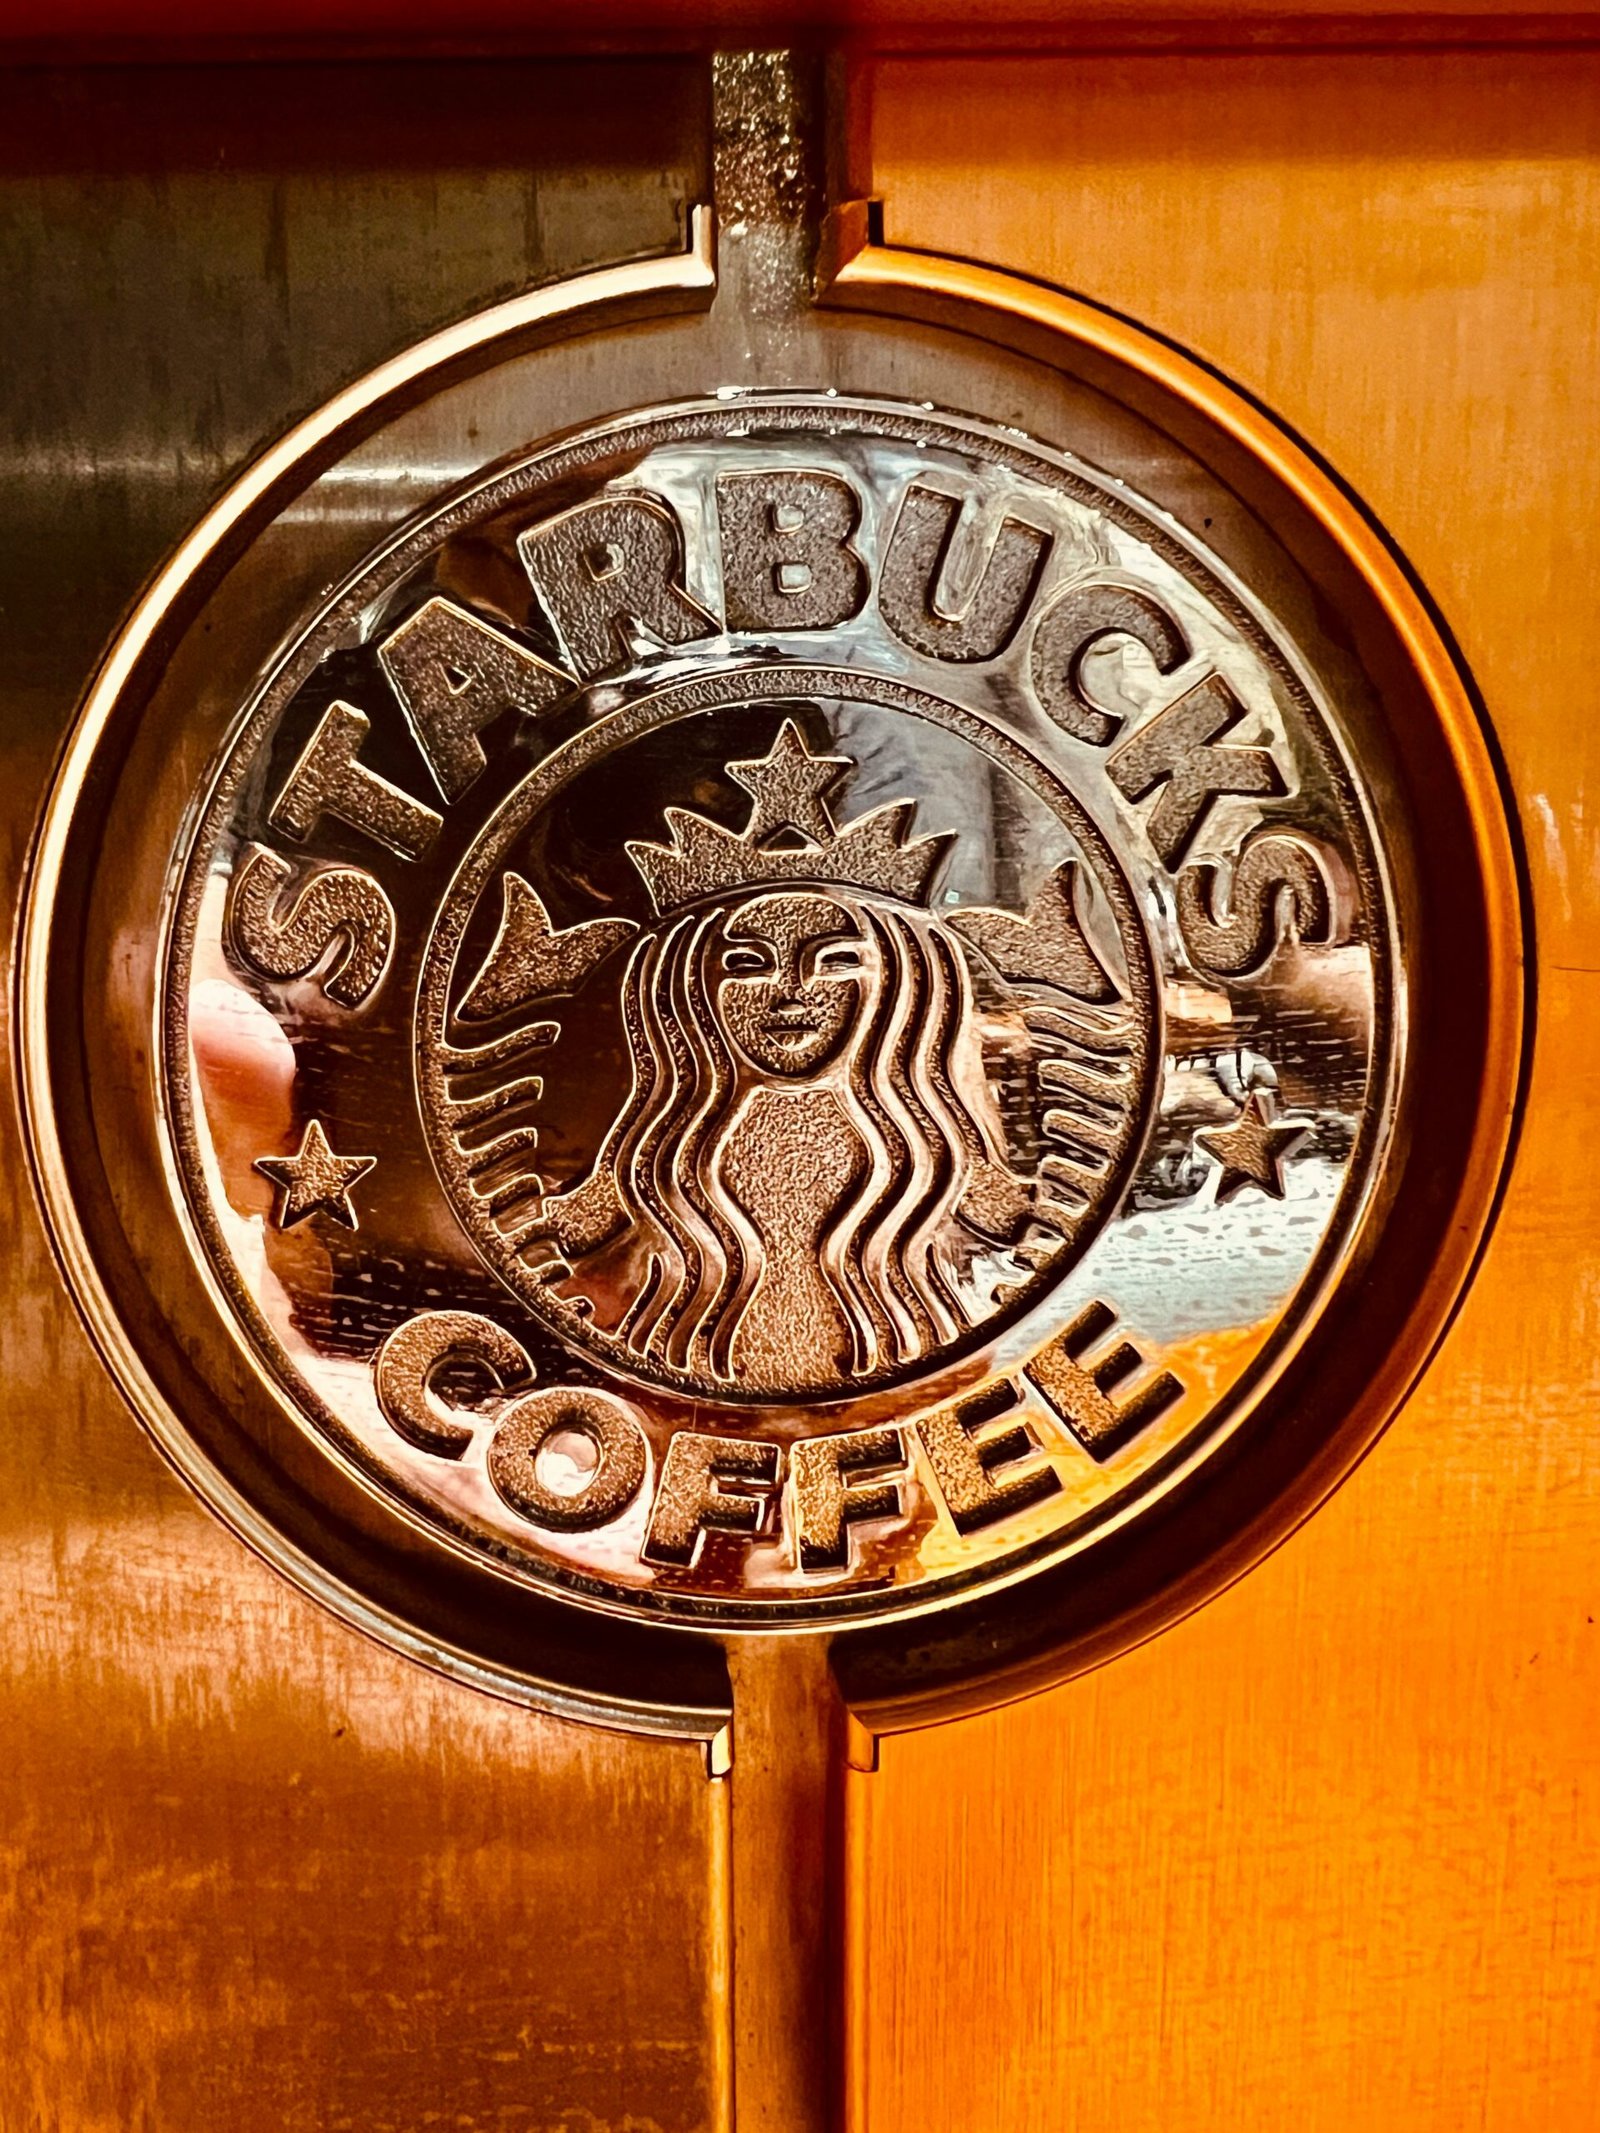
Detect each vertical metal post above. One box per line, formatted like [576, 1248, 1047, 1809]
[704, 48, 877, 2133]
[710, 45, 867, 365]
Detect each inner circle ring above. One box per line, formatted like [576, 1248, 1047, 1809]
[416, 658, 1163, 1413]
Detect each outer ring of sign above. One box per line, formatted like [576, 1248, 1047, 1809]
[15, 211, 1528, 1739]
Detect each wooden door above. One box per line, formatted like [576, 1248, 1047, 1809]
[0, 57, 730, 2133]
[2, 24, 1594, 2133]
[855, 42, 1599, 2131]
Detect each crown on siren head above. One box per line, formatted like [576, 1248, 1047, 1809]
[625, 719, 953, 915]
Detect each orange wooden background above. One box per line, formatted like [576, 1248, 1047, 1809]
[3, 36, 1596, 2133]
[856, 47, 1600, 2132]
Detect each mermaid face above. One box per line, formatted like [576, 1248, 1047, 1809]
[715, 892, 871, 1078]
[521, 883, 1029, 1390]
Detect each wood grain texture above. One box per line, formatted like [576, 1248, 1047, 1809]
[726, 1641, 844, 2133]
[857, 48, 1600, 2132]
[0, 60, 723, 2133]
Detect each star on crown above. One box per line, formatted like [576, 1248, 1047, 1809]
[626, 719, 953, 915]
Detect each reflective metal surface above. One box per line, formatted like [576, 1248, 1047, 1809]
[167, 388, 1394, 1622]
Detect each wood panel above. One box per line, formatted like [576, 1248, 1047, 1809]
[858, 48, 1600, 2132]
[0, 59, 725, 2133]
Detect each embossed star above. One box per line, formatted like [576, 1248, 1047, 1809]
[255, 1118, 376, 1230]
[1196, 1091, 1309, 1204]
[727, 719, 850, 845]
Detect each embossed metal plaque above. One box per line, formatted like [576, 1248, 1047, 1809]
[167, 393, 1391, 1624]
[20, 56, 1519, 1738]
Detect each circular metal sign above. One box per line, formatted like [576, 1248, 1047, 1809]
[171, 393, 1389, 1626]
[21, 198, 1521, 1724]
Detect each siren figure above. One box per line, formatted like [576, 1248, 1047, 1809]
[490, 719, 1118, 1395]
